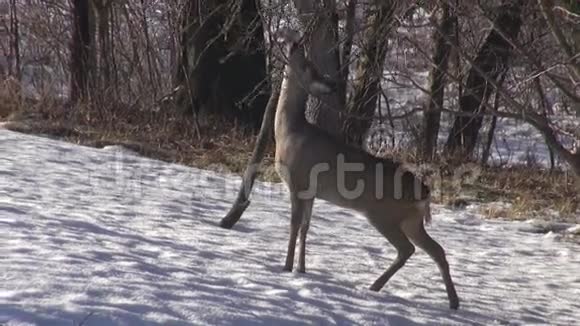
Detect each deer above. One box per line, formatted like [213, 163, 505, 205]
[272, 28, 459, 310]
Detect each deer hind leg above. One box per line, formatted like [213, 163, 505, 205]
[283, 193, 310, 272]
[400, 218, 460, 310]
[369, 223, 415, 292]
[297, 199, 313, 273]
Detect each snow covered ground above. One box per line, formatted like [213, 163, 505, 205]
[1, 129, 579, 326]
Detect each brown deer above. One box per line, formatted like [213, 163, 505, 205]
[273, 28, 459, 310]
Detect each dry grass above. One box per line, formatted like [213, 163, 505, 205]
[433, 166, 578, 222]
[473, 167, 578, 221]
[0, 77, 23, 118]
[1, 90, 578, 222]
[377, 144, 579, 222]
[1, 88, 276, 177]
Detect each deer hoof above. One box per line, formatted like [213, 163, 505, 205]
[450, 298, 460, 310]
[369, 284, 382, 292]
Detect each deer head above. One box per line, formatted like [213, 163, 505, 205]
[275, 28, 336, 96]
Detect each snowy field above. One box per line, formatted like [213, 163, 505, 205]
[1, 129, 579, 325]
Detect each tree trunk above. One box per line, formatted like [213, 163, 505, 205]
[174, 0, 220, 118]
[480, 115, 497, 165]
[444, 0, 524, 157]
[93, 0, 113, 94]
[421, 2, 456, 160]
[340, 0, 357, 98]
[140, 0, 159, 99]
[174, 0, 269, 131]
[481, 73, 506, 165]
[70, 0, 93, 101]
[342, 1, 396, 146]
[293, 0, 344, 136]
[221, 0, 270, 129]
[8, 0, 20, 79]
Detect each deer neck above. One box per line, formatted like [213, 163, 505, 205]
[274, 52, 310, 141]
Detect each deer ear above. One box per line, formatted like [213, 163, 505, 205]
[309, 80, 334, 95]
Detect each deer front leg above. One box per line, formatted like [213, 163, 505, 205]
[284, 193, 305, 271]
[297, 199, 314, 273]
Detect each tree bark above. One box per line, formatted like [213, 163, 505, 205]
[174, 0, 269, 131]
[70, 0, 93, 101]
[534, 77, 556, 171]
[140, 0, 159, 99]
[342, 0, 396, 146]
[340, 0, 357, 99]
[293, 0, 344, 136]
[220, 0, 270, 129]
[481, 74, 505, 165]
[8, 0, 20, 79]
[93, 0, 113, 94]
[445, 0, 524, 158]
[421, 2, 456, 160]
